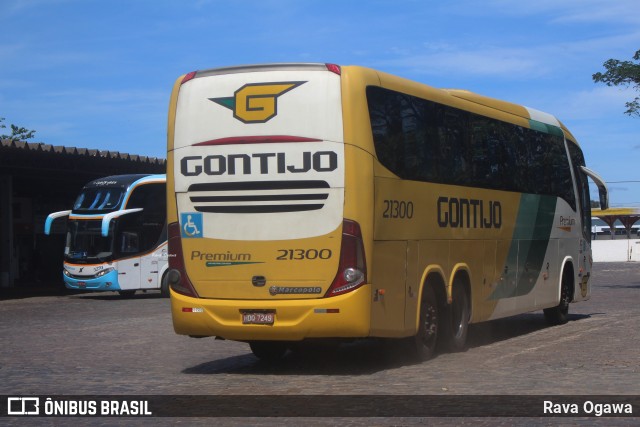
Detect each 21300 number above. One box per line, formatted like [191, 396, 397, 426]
[383, 199, 414, 219]
[276, 249, 332, 260]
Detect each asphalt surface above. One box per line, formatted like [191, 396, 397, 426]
[1, 262, 638, 426]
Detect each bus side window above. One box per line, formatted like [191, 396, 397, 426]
[125, 182, 166, 252]
[121, 232, 139, 253]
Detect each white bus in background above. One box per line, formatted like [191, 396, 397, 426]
[45, 174, 169, 297]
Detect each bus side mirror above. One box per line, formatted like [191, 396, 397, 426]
[44, 210, 72, 235]
[101, 208, 144, 236]
[580, 166, 608, 210]
[598, 189, 608, 211]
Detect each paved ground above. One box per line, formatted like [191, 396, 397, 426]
[1, 262, 638, 425]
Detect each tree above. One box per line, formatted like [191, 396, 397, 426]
[592, 49, 640, 117]
[0, 117, 36, 141]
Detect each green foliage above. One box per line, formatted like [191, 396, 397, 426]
[0, 117, 36, 141]
[593, 49, 640, 117]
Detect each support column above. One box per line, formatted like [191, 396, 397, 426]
[601, 216, 618, 240]
[620, 216, 640, 239]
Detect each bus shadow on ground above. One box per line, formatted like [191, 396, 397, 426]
[465, 312, 590, 349]
[183, 312, 592, 376]
[183, 339, 396, 376]
[597, 282, 640, 289]
[71, 291, 166, 301]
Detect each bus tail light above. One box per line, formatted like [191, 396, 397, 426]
[181, 71, 197, 85]
[167, 222, 199, 298]
[325, 63, 341, 75]
[325, 219, 367, 297]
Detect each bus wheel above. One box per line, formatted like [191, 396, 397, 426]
[118, 290, 136, 298]
[160, 273, 170, 298]
[443, 282, 470, 352]
[544, 269, 571, 325]
[249, 341, 288, 362]
[409, 285, 438, 361]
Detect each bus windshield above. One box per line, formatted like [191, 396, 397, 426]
[73, 188, 124, 212]
[65, 220, 114, 263]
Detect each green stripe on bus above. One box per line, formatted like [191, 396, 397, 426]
[490, 194, 557, 299]
[528, 119, 564, 137]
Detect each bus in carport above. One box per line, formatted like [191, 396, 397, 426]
[45, 174, 168, 297]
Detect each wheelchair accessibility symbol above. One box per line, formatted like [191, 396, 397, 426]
[181, 212, 203, 238]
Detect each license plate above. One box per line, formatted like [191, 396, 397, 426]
[77, 281, 86, 288]
[242, 311, 275, 325]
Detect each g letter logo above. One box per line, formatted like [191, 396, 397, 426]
[209, 81, 306, 123]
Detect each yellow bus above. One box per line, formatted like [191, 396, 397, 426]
[166, 63, 609, 361]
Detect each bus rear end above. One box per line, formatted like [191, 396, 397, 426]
[167, 64, 371, 348]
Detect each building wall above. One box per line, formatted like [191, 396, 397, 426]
[592, 239, 640, 262]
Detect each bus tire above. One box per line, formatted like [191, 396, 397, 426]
[443, 281, 470, 352]
[249, 341, 288, 362]
[544, 267, 572, 325]
[160, 272, 170, 298]
[118, 290, 136, 298]
[408, 285, 439, 362]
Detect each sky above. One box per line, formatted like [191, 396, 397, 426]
[1, 0, 639, 206]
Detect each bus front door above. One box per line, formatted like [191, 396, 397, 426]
[140, 255, 159, 290]
[117, 231, 141, 291]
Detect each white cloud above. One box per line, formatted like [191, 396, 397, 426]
[377, 27, 640, 82]
[4, 87, 168, 150]
[476, 0, 640, 25]
[552, 86, 636, 120]
[380, 45, 546, 78]
[31, 88, 167, 122]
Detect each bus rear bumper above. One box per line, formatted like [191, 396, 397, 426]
[170, 285, 371, 341]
